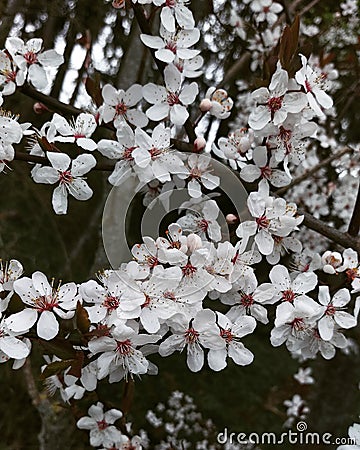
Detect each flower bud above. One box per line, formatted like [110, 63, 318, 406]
[199, 98, 212, 112]
[33, 102, 50, 114]
[193, 136, 206, 153]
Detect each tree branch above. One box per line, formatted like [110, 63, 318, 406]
[348, 183, 360, 237]
[275, 146, 354, 196]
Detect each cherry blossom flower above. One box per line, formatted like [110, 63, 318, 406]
[98, 123, 137, 185]
[133, 123, 186, 183]
[32, 152, 96, 214]
[87, 322, 160, 382]
[174, 54, 204, 78]
[143, 64, 198, 126]
[317, 286, 356, 341]
[154, 0, 195, 33]
[265, 264, 318, 305]
[179, 153, 220, 198]
[5, 37, 63, 90]
[76, 402, 123, 448]
[0, 314, 31, 361]
[10, 271, 77, 340]
[265, 116, 318, 165]
[249, 0, 283, 26]
[293, 367, 315, 385]
[266, 235, 302, 265]
[156, 223, 188, 265]
[0, 114, 25, 172]
[223, 277, 275, 324]
[337, 422, 360, 450]
[79, 271, 144, 325]
[236, 181, 303, 255]
[50, 113, 97, 151]
[201, 88, 233, 119]
[229, 10, 246, 40]
[248, 63, 307, 130]
[140, 26, 200, 64]
[240, 145, 291, 187]
[0, 50, 25, 99]
[207, 312, 256, 371]
[295, 54, 334, 118]
[159, 309, 223, 372]
[270, 297, 323, 347]
[212, 128, 253, 170]
[177, 199, 222, 242]
[321, 250, 343, 274]
[0, 259, 23, 313]
[100, 83, 148, 128]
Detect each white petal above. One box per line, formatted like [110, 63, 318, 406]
[37, 311, 59, 340]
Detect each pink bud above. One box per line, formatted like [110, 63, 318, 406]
[112, 0, 125, 8]
[33, 102, 50, 114]
[193, 137, 206, 153]
[226, 214, 239, 224]
[199, 98, 213, 112]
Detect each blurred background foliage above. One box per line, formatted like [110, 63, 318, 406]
[0, 0, 359, 448]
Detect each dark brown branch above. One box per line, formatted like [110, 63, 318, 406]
[275, 147, 354, 196]
[19, 84, 83, 116]
[300, 207, 360, 253]
[348, 183, 360, 237]
[19, 85, 195, 153]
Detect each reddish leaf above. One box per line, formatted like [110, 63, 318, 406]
[40, 359, 73, 380]
[85, 75, 103, 108]
[76, 301, 90, 334]
[68, 351, 85, 378]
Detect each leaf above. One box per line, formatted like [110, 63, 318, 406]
[40, 337, 77, 360]
[76, 301, 90, 334]
[40, 359, 73, 380]
[279, 16, 300, 73]
[68, 351, 85, 378]
[85, 75, 103, 108]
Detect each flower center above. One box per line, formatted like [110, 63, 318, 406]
[150, 147, 162, 159]
[59, 170, 73, 185]
[97, 419, 109, 431]
[267, 96, 283, 113]
[115, 102, 128, 116]
[123, 146, 136, 161]
[167, 92, 180, 106]
[184, 327, 199, 344]
[103, 295, 119, 311]
[116, 339, 132, 355]
[166, 0, 176, 7]
[256, 214, 270, 229]
[325, 304, 336, 316]
[165, 40, 177, 54]
[163, 291, 176, 301]
[24, 51, 38, 65]
[282, 289, 295, 303]
[182, 263, 197, 277]
[241, 293, 254, 307]
[289, 317, 305, 331]
[220, 328, 233, 343]
[197, 218, 209, 232]
[260, 165, 272, 178]
[34, 295, 59, 312]
[346, 268, 359, 281]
